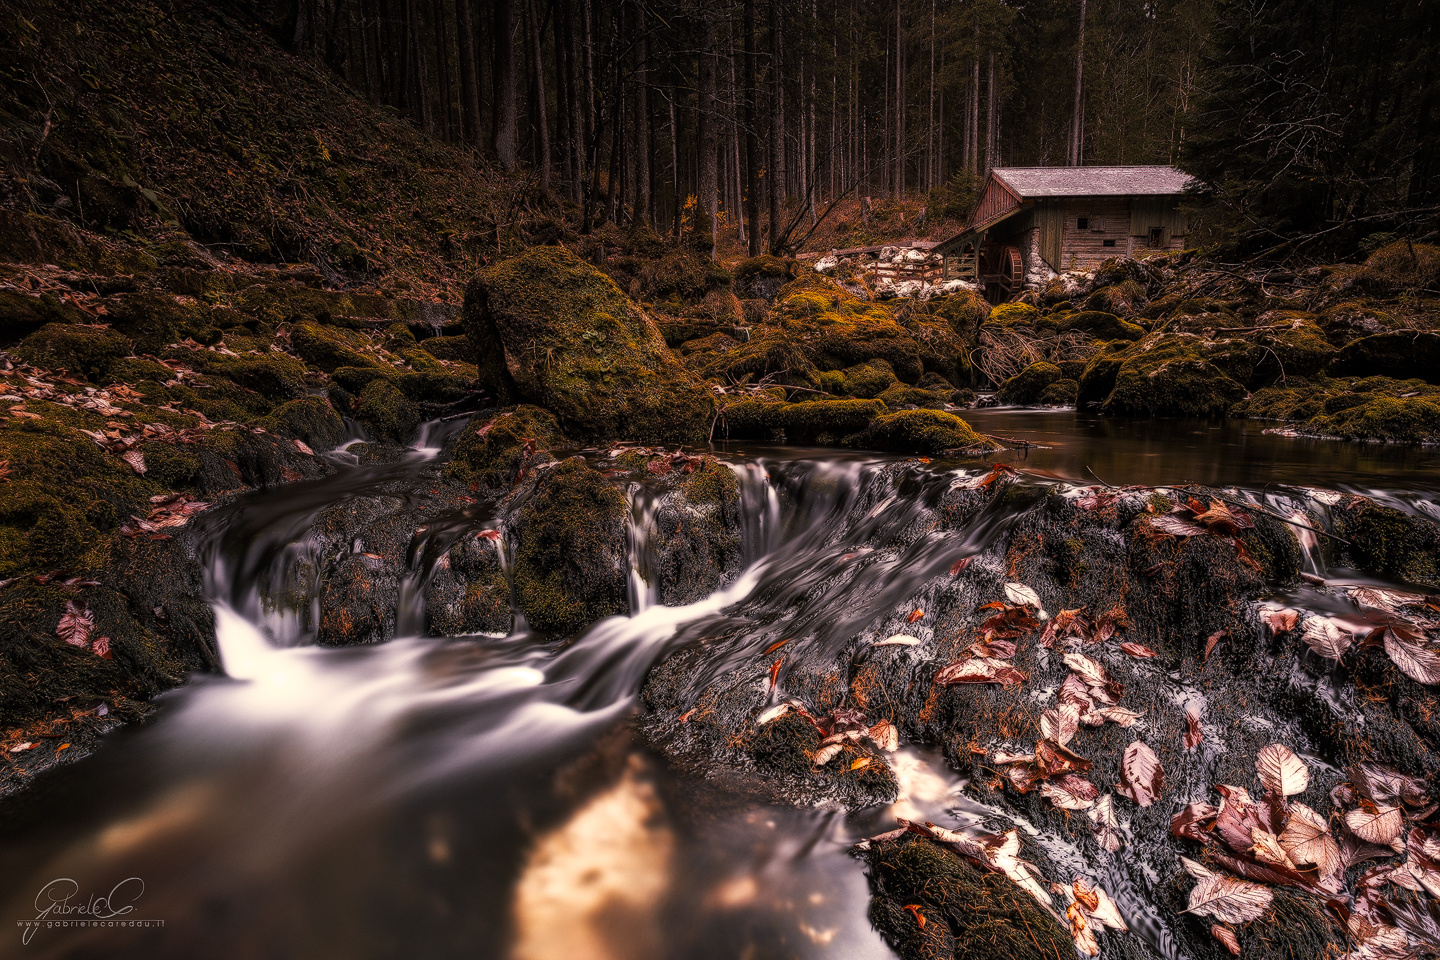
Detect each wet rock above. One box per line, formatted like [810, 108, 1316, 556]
[354, 379, 420, 442]
[1075, 341, 1130, 410]
[997, 361, 1062, 405]
[308, 495, 418, 646]
[1332, 495, 1440, 589]
[648, 457, 744, 607]
[445, 405, 566, 494]
[841, 359, 901, 399]
[1328, 331, 1440, 385]
[510, 457, 628, 635]
[848, 409, 987, 455]
[717, 397, 887, 444]
[876, 383, 950, 410]
[424, 532, 512, 636]
[859, 834, 1073, 960]
[261, 396, 347, 451]
[1058, 309, 1144, 341]
[463, 247, 716, 443]
[1101, 333, 1247, 417]
[1036, 378, 1078, 406]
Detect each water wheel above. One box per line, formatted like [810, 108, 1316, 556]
[1001, 245, 1023, 287]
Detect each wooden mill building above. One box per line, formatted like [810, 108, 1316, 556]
[935, 165, 1192, 300]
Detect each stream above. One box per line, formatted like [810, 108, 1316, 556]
[1, 414, 1438, 960]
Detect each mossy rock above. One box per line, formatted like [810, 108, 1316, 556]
[997, 361, 1062, 405]
[445, 405, 566, 491]
[1102, 334, 1247, 417]
[0, 289, 94, 340]
[987, 303, 1038, 327]
[354, 379, 419, 442]
[1037, 378, 1078, 406]
[1328, 332, 1440, 385]
[718, 397, 887, 444]
[732, 255, 796, 301]
[14, 323, 133, 381]
[1316, 301, 1399, 347]
[876, 383, 948, 410]
[511, 457, 628, 634]
[859, 834, 1073, 960]
[1359, 241, 1440, 295]
[924, 291, 990, 337]
[1252, 322, 1336, 380]
[424, 533, 512, 636]
[261, 396, 346, 451]
[206, 353, 310, 402]
[768, 275, 926, 382]
[848, 409, 984, 455]
[331, 364, 393, 394]
[1059, 310, 1144, 341]
[841, 359, 900, 399]
[1310, 395, 1440, 444]
[289, 320, 379, 372]
[419, 335, 476, 363]
[1056, 360, 1086, 381]
[1084, 281, 1146, 318]
[105, 292, 214, 354]
[1334, 497, 1440, 589]
[464, 247, 715, 442]
[1232, 385, 1327, 422]
[651, 457, 744, 606]
[694, 331, 819, 388]
[392, 371, 476, 405]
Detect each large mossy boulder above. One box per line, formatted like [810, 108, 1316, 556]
[289, 320, 379, 372]
[849, 409, 985, 455]
[1058, 309, 1144, 340]
[997, 361, 1062, 405]
[1328, 332, 1440, 384]
[732, 255, 796, 302]
[1333, 496, 1440, 589]
[463, 247, 716, 442]
[769, 275, 927, 382]
[1074, 341, 1131, 410]
[718, 397, 887, 444]
[841, 359, 900, 398]
[512, 457, 628, 634]
[1101, 334, 1247, 417]
[1311, 395, 1440, 443]
[1358, 241, 1440, 295]
[14, 323, 133, 381]
[424, 532, 512, 636]
[262, 396, 347, 451]
[354, 379, 420, 442]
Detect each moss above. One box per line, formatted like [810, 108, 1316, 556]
[997, 361, 1062, 405]
[397, 347, 444, 372]
[354, 379, 419, 442]
[1084, 281, 1146, 317]
[1059, 310, 1144, 340]
[512, 457, 627, 634]
[205, 352, 310, 402]
[1102, 334, 1247, 417]
[859, 834, 1072, 960]
[1075, 340, 1131, 410]
[464, 247, 715, 442]
[1328, 332, 1440, 385]
[876, 383, 949, 409]
[987, 303, 1038, 327]
[0, 289, 92, 340]
[14, 323, 133, 381]
[1309, 395, 1440, 443]
[1253, 322, 1336, 379]
[815, 369, 846, 393]
[1334, 498, 1440, 588]
[445, 405, 566, 489]
[105, 292, 214, 354]
[695, 331, 819, 388]
[289, 320, 380, 372]
[1037, 378, 1078, 406]
[392, 371, 476, 405]
[331, 364, 393, 394]
[424, 534, 512, 636]
[1232, 385, 1326, 422]
[849, 409, 984, 454]
[842, 359, 900, 398]
[261, 396, 346, 450]
[733, 255, 794, 284]
[419, 334, 476, 363]
[1359, 240, 1440, 295]
[924, 290, 990, 336]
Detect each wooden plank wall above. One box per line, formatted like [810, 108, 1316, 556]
[970, 177, 1021, 229]
[1057, 199, 1133, 270]
[1036, 200, 1063, 271]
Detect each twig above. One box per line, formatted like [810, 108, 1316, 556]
[1178, 484, 1351, 545]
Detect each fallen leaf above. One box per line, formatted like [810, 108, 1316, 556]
[1204, 629, 1227, 663]
[1280, 803, 1340, 876]
[1097, 706, 1144, 727]
[1211, 924, 1241, 956]
[814, 743, 844, 766]
[907, 609, 925, 623]
[1073, 877, 1128, 930]
[1063, 653, 1111, 689]
[1184, 874, 1273, 924]
[91, 635, 112, 658]
[57, 601, 94, 647]
[1088, 794, 1123, 852]
[868, 719, 899, 752]
[763, 639, 790, 654]
[1004, 582, 1042, 609]
[1116, 741, 1164, 808]
[902, 904, 927, 929]
[1345, 803, 1404, 845]
[1261, 607, 1301, 634]
[935, 657, 1025, 686]
[1171, 803, 1218, 843]
[1040, 703, 1081, 746]
[877, 634, 921, 646]
[1150, 513, 1207, 537]
[1180, 856, 1216, 881]
[757, 703, 792, 725]
[1041, 780, 1096, 811]
[1301, 616, 1352, 660]
[1256, 743, 1310, 797]
[1120, 642, 1158, 659]
[949, 557, 972, 576]
[1384, 630, 1440, 685]
[768, 658, 783, 692]
[850, 756, 873, 772]
[121, 449, 146, 474]
[1184, 704, 1204, 751]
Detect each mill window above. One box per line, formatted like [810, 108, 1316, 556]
[1076, 216, 1089, 230]
[1149, 228, 1164, 248]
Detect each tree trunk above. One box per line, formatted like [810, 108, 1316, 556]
[493, 0, 517, 170]
[523, 0, 550, 186]
[1070, 0, 1086, 165]
[698, 12, 719, 254]
[631, 2, 650, 227]
[767, 0, 784, 251]
[455, 0, 483, 148]
[893, 0, 903, 197]
[743, 0, 761, 256]
[986, 50, 996, 173]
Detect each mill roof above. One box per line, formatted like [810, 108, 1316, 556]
[991, 165, 1193, 198]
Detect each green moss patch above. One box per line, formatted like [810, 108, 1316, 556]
[14, 323, 133, 382]
[849, 409, 985, 455]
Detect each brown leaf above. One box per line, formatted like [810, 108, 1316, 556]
[1098, 706, 1144, 727]
[1384, 629, 1440, 685]
[1088, 794, 1123, 852]
[1116, 741, 1164, 808]
[907, 608, 925, 623]
[949, 557, 972, 576]
[1120, 642, 1158, 659]
[1063, 652, 1111, 689]
[876, 634, 921, 646]
[1211, 924, 1241, 956]
[1151, 513, 1208, 537]
[1184, 704, 1204, 751]
[1280, 803, 1340, 876]
[1261, 607, 1301, 634]
[1036, 739, 1094, 777]
[935, 657, 1025, 686]
[1345, 802, 1404, 845]
[121, 449, 147, 474]
[1204, 629, 1228, 663]
[1256, 743, 1310, 797]
[57, 601, 94, 647]
[1300, 616, 1352, 660]
[1171, 802, 1218, 843]
[868, 719, 900, 752]
[1040, 704, 1081, 746]
[1041, 779, 1097, 811]
[1185, 874, 1274, 924]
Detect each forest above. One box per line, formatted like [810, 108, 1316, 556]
[257, 0, 1439, 255]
